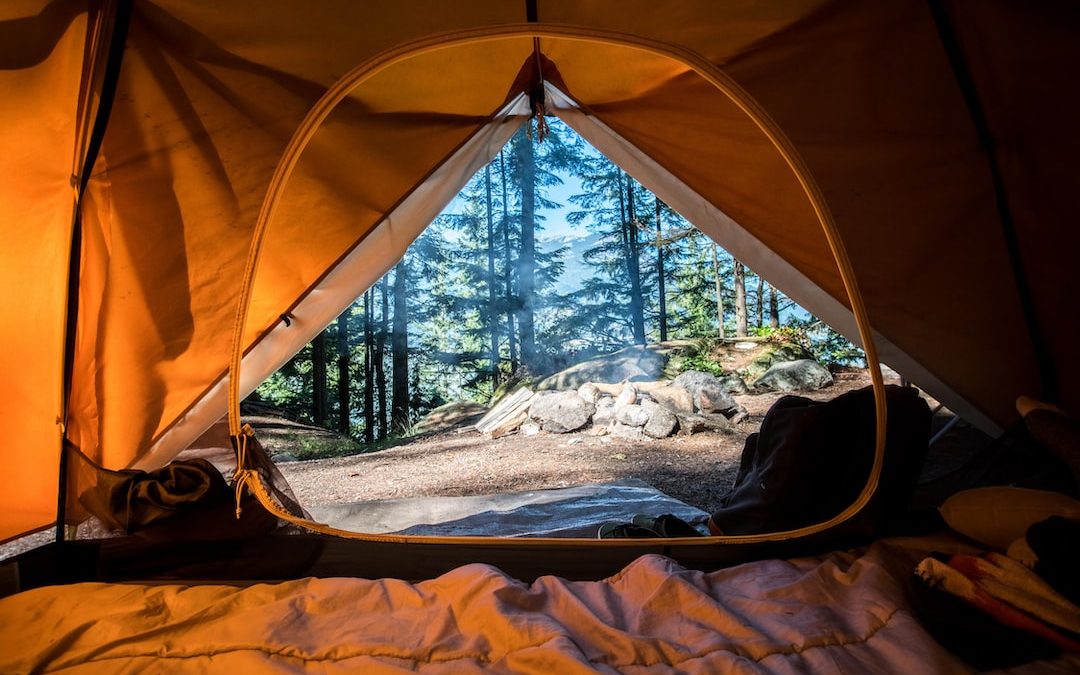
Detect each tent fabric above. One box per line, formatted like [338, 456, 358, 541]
[1, 1, 1077, 543]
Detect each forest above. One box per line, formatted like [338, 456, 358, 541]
[254, 119, 861, 442]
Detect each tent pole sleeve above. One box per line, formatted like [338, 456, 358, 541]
[56, 0, 133, 543]
[927, 0, 1055, 403]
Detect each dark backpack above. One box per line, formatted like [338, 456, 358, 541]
[710, 384, 931, 536]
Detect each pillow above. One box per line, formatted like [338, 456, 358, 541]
[938, 486, 1080, 549]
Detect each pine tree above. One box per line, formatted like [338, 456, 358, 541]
[734, 259, 748, 338]
[568, 155, 655, 348]
[311, 330, 327, 425]
[513, 127, 538, 371]
[363, 288, 375, 444]
[712, 243, 726, 338]
[336, 310, 350, 434]
[755, 274, 765, 330]
[376, 278, 388, 439]
[654, 197, 667, 342]
[622, 173, 646, 345]
[391, 261, 409, 433]
[484, 164, 500, 386]
[769, 284, 780, 329]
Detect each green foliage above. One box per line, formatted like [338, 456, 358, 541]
[672, 352, 726, 377]
[761, 320, 865, 368]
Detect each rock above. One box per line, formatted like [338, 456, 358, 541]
[719, 375, 749, 394]
[414, 400, 489, 434]
[577, 382, 601, 403]
[744, 341, 814, 381]
[520, 420, 541, 436]
[641, 399, 678, 438]
[609, 422, 645, 441]
[735, 341, 758, 350]
[697, 386, 737, 414]
[535, 344, 668, 390]
[615, 383, 637, 408]
[753, 359, 834, 392]
[272, 452, 298, 463]
[528, 390, 596, 433]
[592, 398, 616, 428]
[650, 384, 694, 413]
[675, 411, 734, 434]
[672, 370, 739, 416]
[615, 403, 651, 427]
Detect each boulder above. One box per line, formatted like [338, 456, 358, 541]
[610, 422, 645, 441]
[577, 382, 601, 403]
[752, 359, 834, 392]
[271, 452, 299, 463]
[641, 399, 678, 438]
[615, 403, 651, 428]
[719, 375, 749, 394]
[744, 341, 814, 381]
[535, 344, 667, 390]
[675, 411, 734, 434]
[528, 391, 596, 433]
[592, 397, 616, 428]
[650, 384, 694, 414]
[415, 400, 489, 434]
[615, 383, 637, 408]
[672, 370, 739, 416]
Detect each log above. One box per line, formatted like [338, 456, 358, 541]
[585, 380, 672, 397]
[475, 387, 535, 436]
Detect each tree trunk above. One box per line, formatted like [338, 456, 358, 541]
[734, 259, 748, 338]
[363, 289, 374, 445]
[336, 310, 350, 435]
[769, 284, 780, 329]
[624, 174, 646, 345]
[712, 243, 725, 339]
[391, 262, 409, 433]
[311, 330, 327, 426]
[756, 274, 764, 329]
[654, 197, 667, 342]
[514, 128, 537, 370]
[375, 277, 388, 439]
[485, 164, 500, 387]
[499, 149, 518, 371]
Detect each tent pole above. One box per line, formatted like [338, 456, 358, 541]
[226, 25, 887, 546]
[56, 0, 133, 543]
[927, 0, 1056, 404]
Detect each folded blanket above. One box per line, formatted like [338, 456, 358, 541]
[915, 556, 1080, 654]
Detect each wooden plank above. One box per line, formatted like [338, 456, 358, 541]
[486, 410, 529, 439]
[475, 387, 534, 434]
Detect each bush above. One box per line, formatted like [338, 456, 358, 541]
[675, 352, 726, 377]
[769, 319, 865, 368]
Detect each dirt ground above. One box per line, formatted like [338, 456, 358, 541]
[277, 370, 953, 515]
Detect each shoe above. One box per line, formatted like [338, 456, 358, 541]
[597, 521, 662, 539]
[630, 513, 705, 537]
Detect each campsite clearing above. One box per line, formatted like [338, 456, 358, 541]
[276, 370, 980, 516]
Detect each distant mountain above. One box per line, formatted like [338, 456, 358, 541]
[538, 230, 602, 294]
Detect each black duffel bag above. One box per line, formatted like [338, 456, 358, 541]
[710, 384, 931, 536]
